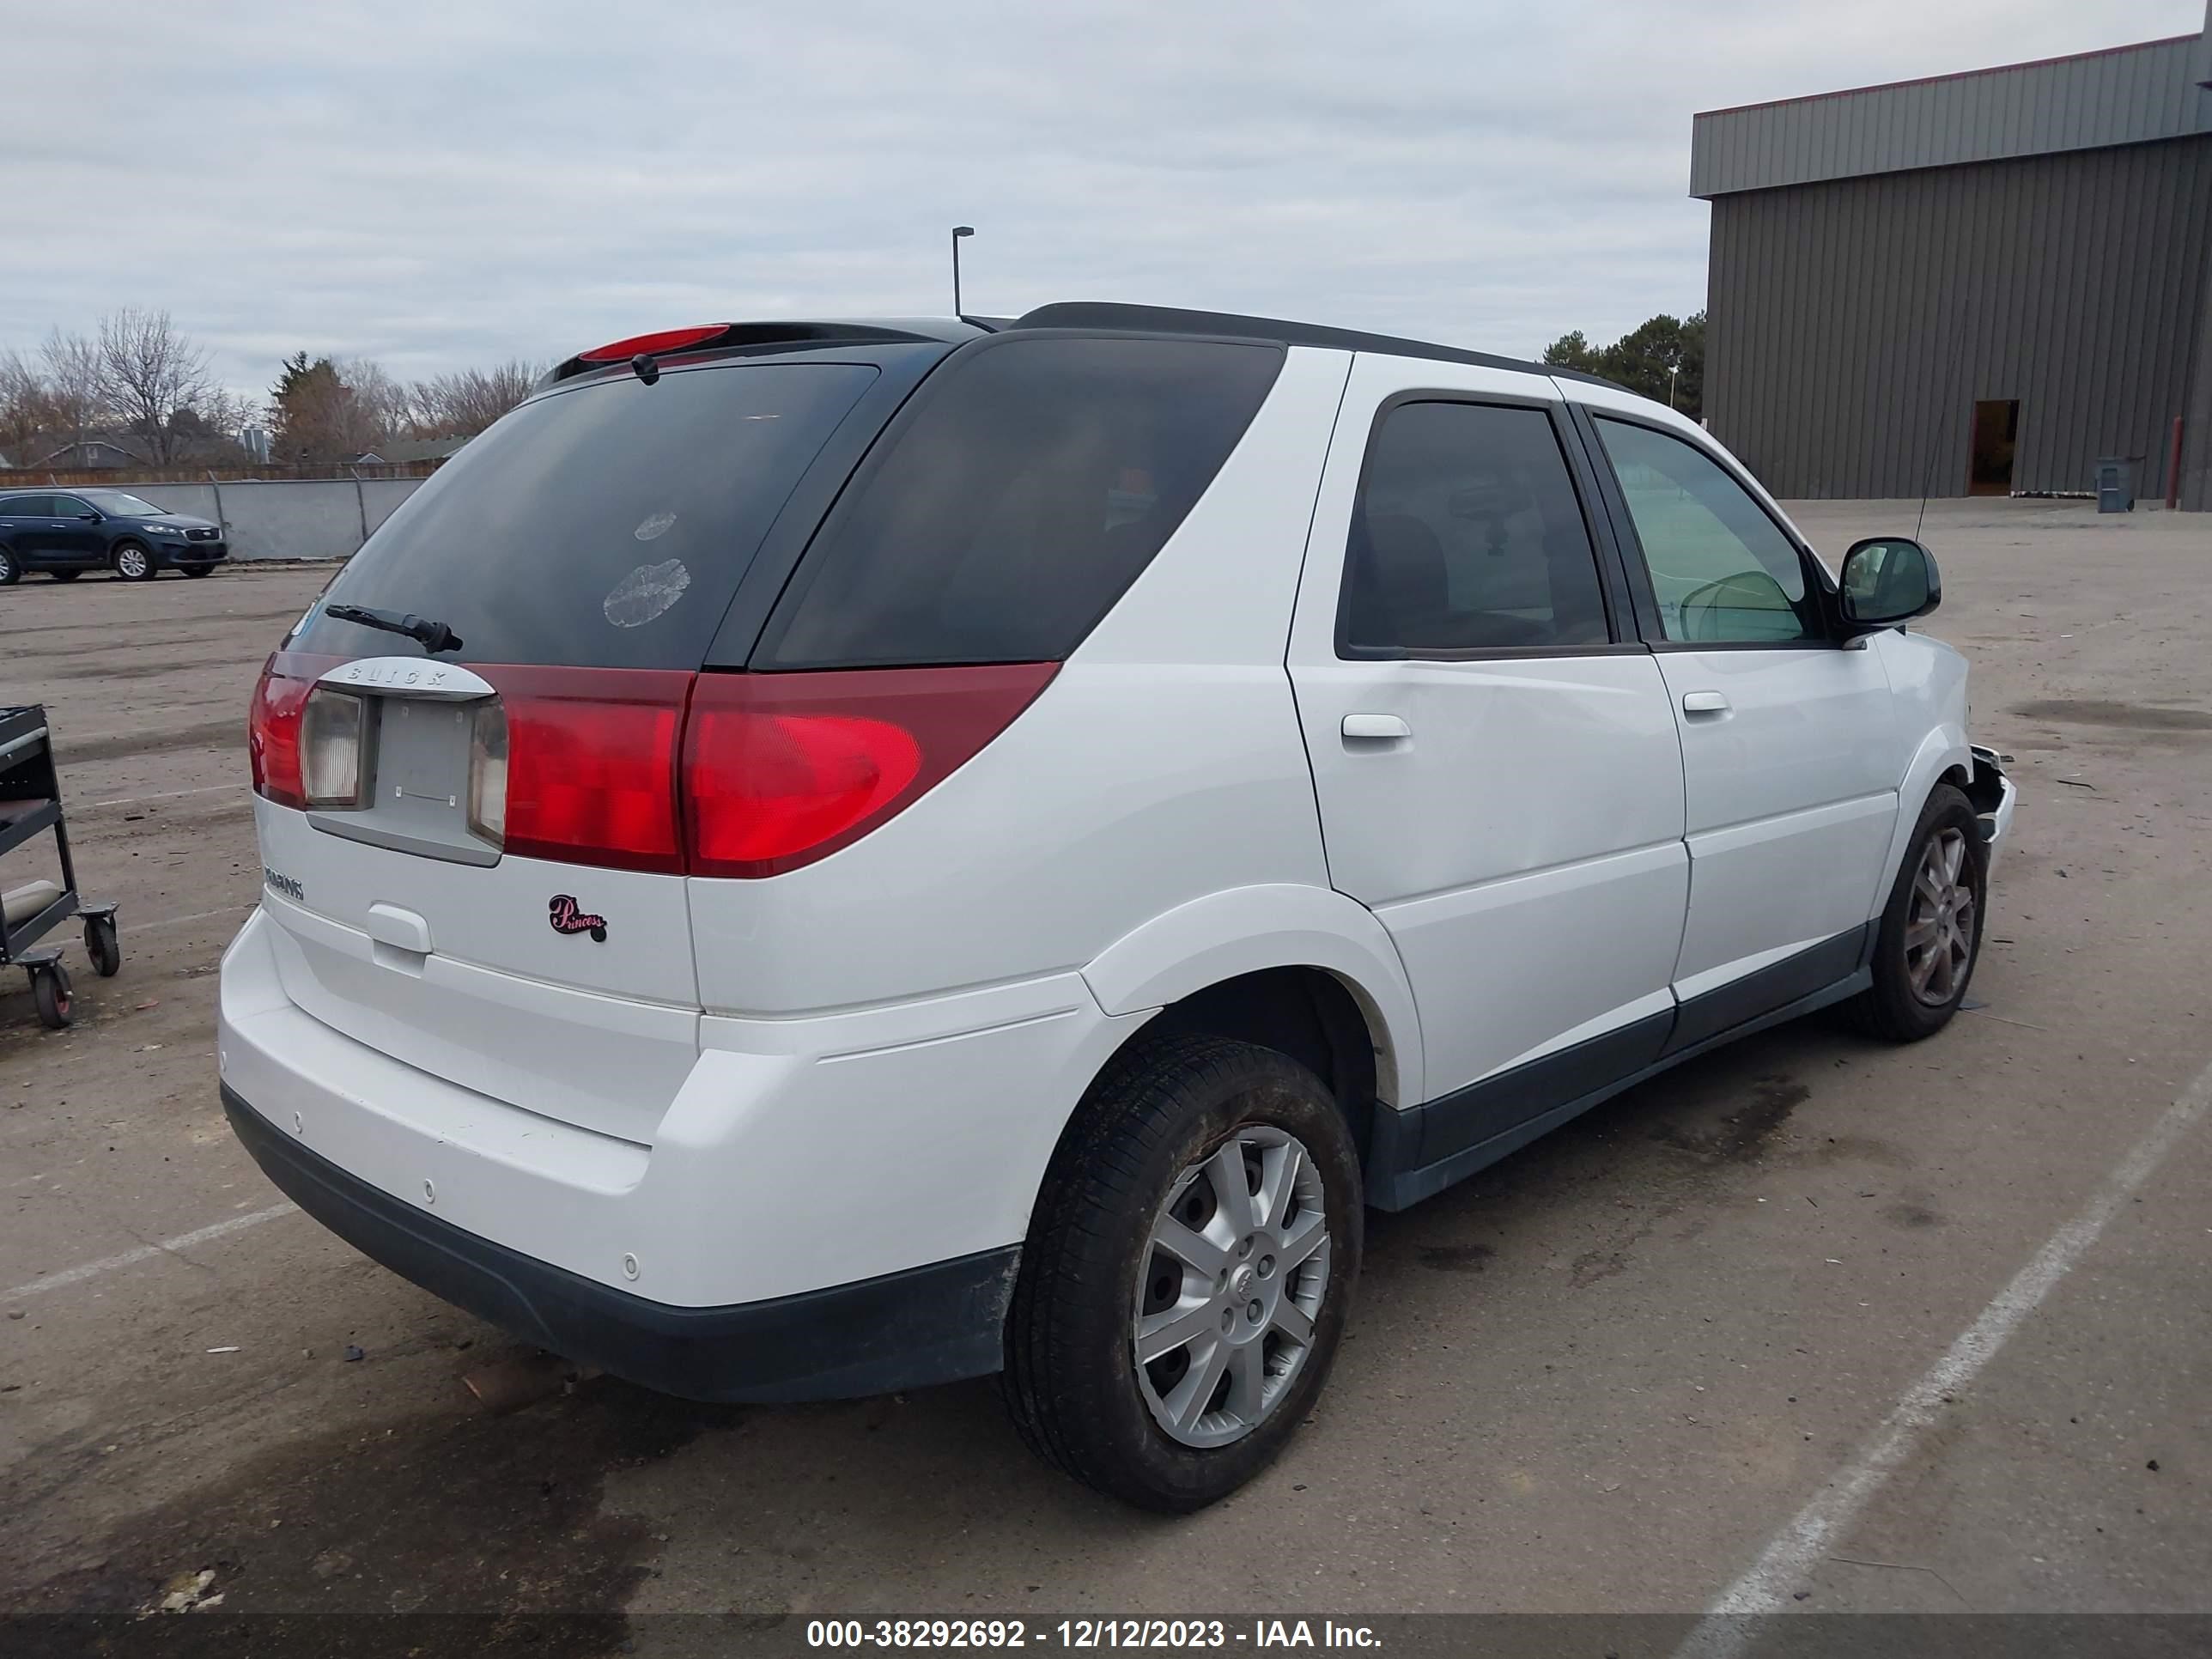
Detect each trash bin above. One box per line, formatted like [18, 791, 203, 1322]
[2095, 457, 2137, 514]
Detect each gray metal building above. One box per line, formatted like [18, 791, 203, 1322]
[1692, 7, 2212, 509]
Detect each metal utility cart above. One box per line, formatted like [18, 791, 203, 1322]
[1, 705, 119, 1029]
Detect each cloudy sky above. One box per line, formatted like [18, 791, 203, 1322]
[6, 0, 2202, 400]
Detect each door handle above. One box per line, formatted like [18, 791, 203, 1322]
[1680, 691, 1730, 716]
[1341, 713, 1411, 741]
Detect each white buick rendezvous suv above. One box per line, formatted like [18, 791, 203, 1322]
[220, 304, 2015, 1510]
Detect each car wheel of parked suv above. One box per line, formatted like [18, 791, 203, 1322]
[1003, 1035, 1363, 1512]
[112, 542, 156, 580]
[0, 546, 18, 585]
[1844, 783, 1987, 1042]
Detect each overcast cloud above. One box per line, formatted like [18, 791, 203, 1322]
[4, 0, 2201, 398]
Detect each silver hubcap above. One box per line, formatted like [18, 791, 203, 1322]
[1133, 1124, 1330, 1449]
[118, 547, 148, 578]
[1905, 826, 1976, 1006]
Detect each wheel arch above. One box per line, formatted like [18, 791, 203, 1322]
[1080, 884, 1424, 1115]
[1871, 723, 1972, 920]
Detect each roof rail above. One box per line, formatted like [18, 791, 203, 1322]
[1006, 301, 1627, 391]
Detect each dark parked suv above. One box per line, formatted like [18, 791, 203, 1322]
[0, 488, 228, 584]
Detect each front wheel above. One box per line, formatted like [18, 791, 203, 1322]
[0, 546, 19, 585]
[33, 963, 75, 1030]
[1003, 1035, 1363, 1512]
[112, 543, 155, 580]
[1844, 782, 1987, 1042]
[84, 915, 121, 978]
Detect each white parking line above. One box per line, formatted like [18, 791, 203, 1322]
[87, 782, 249, 809]
[3, 1203, 299, 1304]
[1676, 1055, 2212, 1654]
[136, 903, 253, 933]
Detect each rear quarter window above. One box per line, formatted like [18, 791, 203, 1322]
[756, 335, 1284, 668]
[289, 361, 879, 669]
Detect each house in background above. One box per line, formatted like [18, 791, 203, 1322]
[343, 435, 471, 468]
[37, 436, 150, 471]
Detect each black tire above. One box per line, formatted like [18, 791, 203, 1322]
[50, 568, 82, 581]
[1003, 1034, 1363, 1513]
[33, 964, 75, 1030]
[112, 542, 156, 580]
[181, 564, 212, 578]
[0, 546, 19, 585]
[1843, 782, 1987, 1042]
[85, 917, 121, 978]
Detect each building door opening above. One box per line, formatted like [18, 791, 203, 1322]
[1970, 399, 2020, 495]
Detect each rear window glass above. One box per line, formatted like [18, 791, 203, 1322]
[757, 336, 1284, 668]
[289, 362, 878, 668]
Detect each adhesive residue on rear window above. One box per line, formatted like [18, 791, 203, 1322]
[603, 559, 690, 628]
[633, 510, 678, 541]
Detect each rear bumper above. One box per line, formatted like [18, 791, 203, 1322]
[223, 1080, 1018, 1401]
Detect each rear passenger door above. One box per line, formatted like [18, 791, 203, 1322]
[1, 495, 57, 563]
[1577, 407, 1900, 1048]
[1287, 356, 1688, 1155]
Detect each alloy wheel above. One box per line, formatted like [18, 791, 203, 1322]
[1133, 1124, 1331, 1449]
[116, 545, 150, 580]
[1905, 825, 1976, 1006]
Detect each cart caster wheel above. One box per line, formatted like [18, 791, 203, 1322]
[84, 916, 121, 978]
[33, 964, 75, 1030]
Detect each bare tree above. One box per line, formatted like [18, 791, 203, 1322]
[0, 349, 49, 457]
[409, 360, 542, 439]
[40, 329, 106, 453]
[96, 307, 218, 464]
[339, 358, 410, 450]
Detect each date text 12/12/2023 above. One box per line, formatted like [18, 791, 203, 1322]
[805, 1620, 1384, 1649]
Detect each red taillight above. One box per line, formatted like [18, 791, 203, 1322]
[482, 667, 694, 874]
[576, 324, 728, 364]
[250, 654, 1054, 878]
[684, 665, 1057, 878]
[249, 653, 343, 811]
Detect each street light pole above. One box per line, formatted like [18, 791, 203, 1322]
[951, 225, 975, 317]
[1668, 362, 1681, 410]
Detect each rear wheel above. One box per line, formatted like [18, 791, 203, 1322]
[33, 963, 75, 1030]
[0, 546, 18, 585]
[84, 915, 121, 978]
[1003, 1035, 1362, 1512]
[1844, 783, 1986, 1042]
[112, 542, 155, 580]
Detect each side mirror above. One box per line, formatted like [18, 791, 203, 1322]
[1838, 538, 1940, 630]
[76, 511, 101, 522]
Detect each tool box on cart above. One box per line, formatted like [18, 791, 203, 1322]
[1, 705, 119, 1028]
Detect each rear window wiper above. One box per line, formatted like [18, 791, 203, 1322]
[325, 604, 465, 655]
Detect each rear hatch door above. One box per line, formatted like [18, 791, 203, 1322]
[253, 348, 915, 1140]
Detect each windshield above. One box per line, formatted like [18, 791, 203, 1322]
[82, 490, 167, 517]
[288, 360, 879, 670]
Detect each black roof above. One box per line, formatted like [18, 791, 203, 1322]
[1006, 302, 1626, 390]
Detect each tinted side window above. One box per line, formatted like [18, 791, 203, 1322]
[52, 497, 91, 517]
[758, 336, 1284, 668]
[1340, 400, 1610, 655]
[1, 495, 52, 518]
[1595, 417, 1815, 644]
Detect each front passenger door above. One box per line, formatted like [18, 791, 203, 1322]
[1587, 412, 1899, 1048]
[48, 496, 107, 565]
